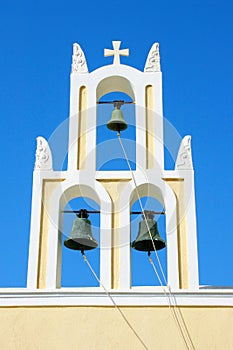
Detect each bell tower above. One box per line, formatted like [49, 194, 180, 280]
[27, 40, 199, 291]
[1, 40, 232, 350]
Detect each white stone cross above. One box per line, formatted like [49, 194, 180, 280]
[104, 41, 129, 65]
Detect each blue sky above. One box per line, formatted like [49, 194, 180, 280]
[0, 0, 232, 288]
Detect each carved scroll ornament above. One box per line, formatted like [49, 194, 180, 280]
[175, 135, 193, 170]
[144, 42, 161, 72]
[71, 43, 88, 73]
[34, 136, 53, 171]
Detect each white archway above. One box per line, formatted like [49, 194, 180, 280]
[46, 176, 112, 289]
[119, 175, 179, 290]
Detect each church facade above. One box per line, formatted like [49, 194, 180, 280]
[0, 41, 232, 350]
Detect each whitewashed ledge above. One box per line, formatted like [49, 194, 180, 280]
[0, 288, 232, 307]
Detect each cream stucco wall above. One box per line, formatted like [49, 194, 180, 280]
[166, 179, 189, 289]
[77, 86, 87, 170]
[99, 180, 131, 289]
[0, 305, 232, 350]
[145, 85, 155, 169]
[37, 179, 65, 289]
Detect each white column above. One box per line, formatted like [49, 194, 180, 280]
[184, 171, 199, 290]
[119, 201, 131, 289]
[98, 186, 112, 289]
[27, 172, 43, 289]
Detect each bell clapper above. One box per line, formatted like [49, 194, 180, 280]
[148, 251, 153, 264]
[81, 250, 87, 262]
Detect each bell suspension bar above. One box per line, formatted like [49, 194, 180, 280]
[62, 210, 165, 215]
[97, 100, 135, 104]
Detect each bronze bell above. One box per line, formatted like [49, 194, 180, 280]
[64, 209, 98, 252]
[131, 211, 166, 252]
[107, 101, 128, 132]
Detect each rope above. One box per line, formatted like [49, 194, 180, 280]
[82, 252, 149, 350]
[117, 133, 167, 284]
[148, 254, 195, 350]
[117, 132, 195, 350]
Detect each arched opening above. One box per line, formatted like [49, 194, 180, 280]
[131, 196, 167, 287]
[96, 76, 135, 101]
[61, 196, 100, 287]
[96, 76, 136, 171]
[96, 91, 136, 170]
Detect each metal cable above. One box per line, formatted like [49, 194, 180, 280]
[82, 252, 149, 350]
[148, 255, 194, 350]
[117, 133, 167, 284]
[117, 132, 195, 350]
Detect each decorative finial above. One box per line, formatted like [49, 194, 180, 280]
[144, 43, 161, 72]
[71, 43, 88, 73]
[34, 136, 53, 171]
[104, 41, 129, 65]
[175, 135, 193, 170]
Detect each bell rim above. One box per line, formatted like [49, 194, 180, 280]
[64, 238, 98, 251]
[131, 239, 166, 252]
[106, 121, 128, 132]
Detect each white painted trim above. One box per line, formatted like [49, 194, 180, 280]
[0, 289, 232, 307]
